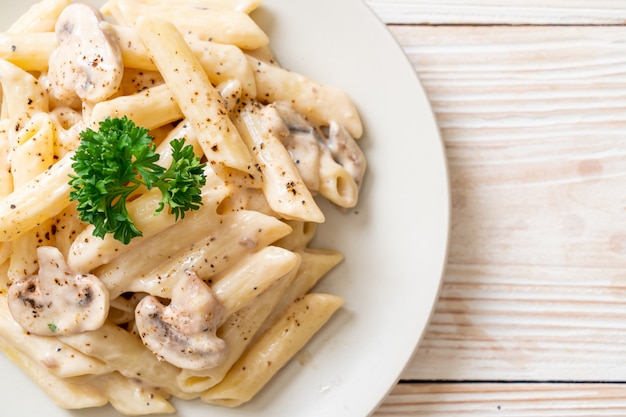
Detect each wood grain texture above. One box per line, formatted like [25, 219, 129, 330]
[375, 383, 626, 416]
[373, 15, 626, 417]
[365, 0, 626, 25]
[387, 25, 626, 382]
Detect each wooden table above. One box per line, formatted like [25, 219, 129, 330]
[367, 1, 626, 415]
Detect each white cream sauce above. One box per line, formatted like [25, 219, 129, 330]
[270, 101, 366, 194]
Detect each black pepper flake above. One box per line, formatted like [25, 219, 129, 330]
[10, 45, 16, 52]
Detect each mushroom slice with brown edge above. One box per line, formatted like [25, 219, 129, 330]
[7, 246, 110, 336]
[47, 3, 124, 108]
[135, 270, 227, 371]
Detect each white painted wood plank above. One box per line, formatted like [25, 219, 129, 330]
[379, 25, 626, 382]
[405, 265, 626, 380]
[374, 383, 626, 416]
[372, 3, 626, 415]
[365, 0, 626, 25]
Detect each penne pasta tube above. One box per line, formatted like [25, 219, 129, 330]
[49, 106, 83, 156]
[317, 146, 360, 208]
[234, 101, 325, 223]
[0, 59, 49, 142]
[154, 119, 199, 164]
[216, 186, 274, 217]
[0, 151, 73, 242]
[0, 344, 108, 409]
[98, 372, 176, 415]
[256, 249, 343, 337]
[212, 245, 300, 318]
[245, 46, 277, 66]
[0, 294, 111, 379]
[118, 67, 164, 96]
[186, 36, 257, 98]
[274, 220, 318, 251]
[283, 249, 344, 299]
[0, 244, 11, 268]
[11, 112, 56, 188]
[109, 24, 257, 97]
[104, 0, 269, 49]
[248, 56, 363, 139]
[0, 257, 9, 286]
[177, 266, 297, 393]
[7, 0, 70, 34]
[0, 1, 367, 413]
[0, 32, 57, 71]
[201, 293, 344, 407]
[67, 180, 229, 272]
[7, 221, 54, 282]
[135, 16, 256, 175]
[0, 119, 13, 197]
[118, 211, 293, 298]
[106, 23, 155, 69]
[50, 202, 85, 261]
[88, 83, 183, 130]
[136, 0, 263, 13]
[60, 323, 190, 399]
[94, 210, 290, 298]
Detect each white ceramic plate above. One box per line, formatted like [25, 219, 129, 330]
[0, 0, 449, 416]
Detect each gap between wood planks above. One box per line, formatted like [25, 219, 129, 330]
[397, 380, 626, 384]
[388, 23, 626, 27]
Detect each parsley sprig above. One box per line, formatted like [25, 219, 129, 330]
[69, 116, 206, 244]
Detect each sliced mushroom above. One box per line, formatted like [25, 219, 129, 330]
[7, 246, 110, 336]
[264, 102, 321, 191]
[135, 270, 227, 371]
[47, 3, 123, 108]
[269, 101, 368, 193]
[327, 121, 367, 189]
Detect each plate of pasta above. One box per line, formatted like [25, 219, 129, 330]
[0, 0, 448, 416]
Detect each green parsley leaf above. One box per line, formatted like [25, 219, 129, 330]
[48, 323, 57, 333]
[69, 116, 206, 245]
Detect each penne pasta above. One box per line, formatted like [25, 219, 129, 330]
[248, 56, 363, 139]
[0, 59, 49, 142]
[177, 265, 297, 392]
[274, 220, 318, 251]
[234, 101, 325, 223]
[0, 292, 111, 379]
[135, 0, 263, 13]
[88, 83, 182, 130]
[7, 221, 54, 282]
[0, 0, 367, 413]
[0, 345, 108, 409]
[67, 180, 229, 272]
[104, 0, 269, 49]
[211, 245, 300, 318]
[256, 249, 343, 337]
[0, 119, 14, 197]
[0, 151, 73, 242]
[98, 372, 176, 415]
[201, 293, 344, 407]
[114, 210, 292, 298]
[0, 32, 57, 71]
[10, 112, 56, 188]
[6, 0, 70, 34]
[135, 16, 257, 175]
[317, 146, 360, 208]
[109, 24, 257, 97]
[60, 322, 191, 399]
